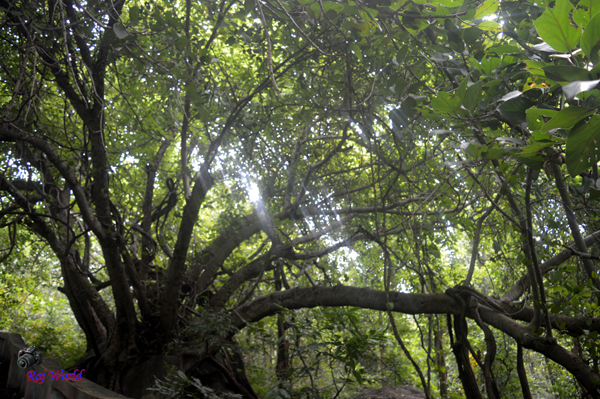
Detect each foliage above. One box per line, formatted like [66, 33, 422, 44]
[1, 0, 600, 397]
[148, 367, 243, 399]
[164, 308, 237, 355]
[0, 236, 86, 367]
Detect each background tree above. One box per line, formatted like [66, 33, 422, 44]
[1, 0, 600, 397]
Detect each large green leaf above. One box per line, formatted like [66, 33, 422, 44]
[413, 0, 464, 7]
[444, 19, 464, 52]
[478, 21, 502, 32]
[462, 80, 484, 111]
[393, 46, 409, 66]
[469, 56, 500, 76]
[113, 23, 130, 39]
[526, 107, 559, 131]
[486, 45, 521, 56]
[573, 0, 600, 27]
[566, 115, 600, 176]
[435, 0, 464, 7]
[474, 0, 498, 19]
[511, 152, 545, 169]
[542, 65, 591, 82]
[129, 5, 140, 26]
[431, 92, 461, 116]
[498, 97, 533, 125]
[581, 11, 600, 63]
[534, 0, 582, 53]
[541, 107, 597, 132]
[311, 1, 344, 17]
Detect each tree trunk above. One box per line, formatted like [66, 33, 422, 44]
[435, 316, 448, 398]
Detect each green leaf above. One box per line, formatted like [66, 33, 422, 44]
[390, 0, 408, 10]
[463, 27, 482, 44]
[312, 1, 345, 17]
[474, 0, 498, 19]
[322, 1, 345, 13]
[431, 92, 461, 116]
[573, 0, 600, 27]
[526, 107, 559, 131]
[566, 115, 600, 176]
[486, 45, 521, 56]
[520, 141, 554, 157]
[363, 6, 379, 17]
[129, 5, 140, 26]
[392, 45, 409, 66]
[511, 152, 545, 169]
[478, 21, 502, 32]
[498, 97, 534, 125]
[352, 369, 363, 383]
[542, 107, 596, 132]
[563, 79, 600, 100]
[583, 89, 600, 107]
[349, 43, 362, 59]
[581, 12, 600, 63]
[426, 0, 464, 7]
[532, 131, 554, 141]
[459, 217, 475, 231]
[483, 148, 506, 159]
[175, 36, 188, 50]
[461, 142, 479, 157]
[445, 19, 464, 52]
[463, 80, 484, 111]
[591, 64, 600, 79]
[113, 23, 130, 39]
[401, 96, 418, 119]
[456, 76, 469, 102]
[534, 0, 582, 53]
[542, 65, 591, 82]
[386, 302, 394, 311]
[244, 0, 256, 12]
[526, 60, 548, 76]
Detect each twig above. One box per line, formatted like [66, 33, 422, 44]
[562, 245, 600, 260]
[256, 0, 281, 96]
[271, 0, 333, 56]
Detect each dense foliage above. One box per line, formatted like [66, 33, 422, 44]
[1, 0, 600, 397]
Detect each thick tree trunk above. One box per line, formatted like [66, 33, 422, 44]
[450, 314, 482, 399]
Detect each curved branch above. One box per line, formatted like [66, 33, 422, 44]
[525, 168, 552, 337]
[501, 230, 600, 302]
[140, 140, 171, 279]
[550, 162, 600, 295]
[0, 124, 104, 239]
[230, 286, 600, 397]
[464, 203, 495, 286]
[160, 165, 214, 336]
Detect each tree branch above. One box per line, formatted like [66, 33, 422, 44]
[0, 124, 104, 238]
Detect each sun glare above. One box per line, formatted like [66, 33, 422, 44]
[246, 179, 260, 202]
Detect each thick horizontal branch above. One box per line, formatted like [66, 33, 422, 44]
[230, 285, 600, 396]
[231, 286, 457, 327]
